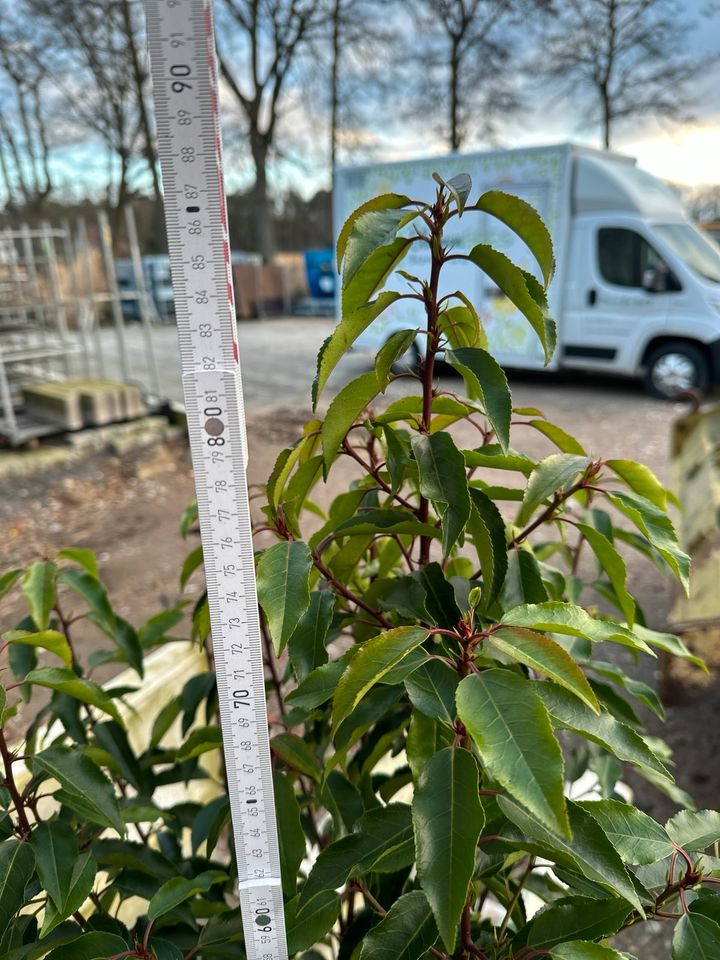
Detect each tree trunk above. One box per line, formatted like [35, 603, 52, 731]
[330, 0, 342, 185]
[120, 0, 161, 207]
[449, 36, 461, 152]
[600, 83, 611, 149]
[250, 136, 274, 264]
[113, 149, 130, 249]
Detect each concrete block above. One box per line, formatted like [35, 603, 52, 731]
[76, 379, 124, 425]
[676, 456, 720, 551]
[22, 382, 84, 430]
[671, 546, 720, 628]
[119, 382, 147, 419]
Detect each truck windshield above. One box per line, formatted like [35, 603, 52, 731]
[655, 223, 720, 284]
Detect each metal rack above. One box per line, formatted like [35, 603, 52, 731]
[0, 208, 163, 446]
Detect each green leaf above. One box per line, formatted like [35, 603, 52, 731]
[358, 890, 438, 960]
[666, 810, 720, 852]
[438, 301, 485, 350]
[44, 933, 129, 960]
[632, 623, 706, 669]
[526, 419, 587, 454]
[412, 432, 471, 554]
[463, 444, 535, 475]
[40, 853, 96, 937]
[500, 797, 643, 911]
[322, 372, 379, 472]
[346, 208, 415, 286]
[577, 523, 636, 626]
[25, 667, 123, 723]
[313, 291, 402, 404]
[476, 190, 555, 284]
[0, 838, 35, 930]
[176, 725, 223, 760]
[335, 507, 439, 538]
[33, 745, 125, 834]
[343, 236, 414, 315]
[274, 771, 305, 899]
[456, 669, 569, 837]
[467, 488, 508, 607]
[517, 454, 591, 525]
[407, 709, 453, 780]
[299, 834, 366, 908]
[405, 659, 459, 723]
[607, 459, 668, 509]
[589, 660, 665, 720]
[434, 171, 472, 214]
[535, 682, 672, 781]
[57, 548, 99, 578]
[413, 747, 484, 952]
[551, 943, 634, 960]
[256, 540, 313, 656]
[337, 192, 411, 268]
[489, 626, 600, 712]
[288, 590, 333, 681]
[375, 328, 418, 388]
[58, 569, 115, 635]
[673, 912, 720, 959]
[285, 890, 340, 954]
[179, 545, 204, 589]
[29, 821, 78, 909]
[21, 560, 57, 629]
[502, 550, 548, 606]
[332, 626, 429, 728]
[355, 804, 415, 873]
[3, 629, 72, 667]
[468, 243, 555, 362]
[198, 907, 245, 945]
[383, 424, 411, 493]
[606, 491, 689, 595]
[285, 652, 353, 710]
[0, 569, 21, 601]
[417, 562, 462, 627]
[147, 870, 226, 921]
[501, 601, 653, 656]
[577, 800, 673, 864]
[321, 771, 363, 831]
[515, 896, 630, 951]
[271, 732, 322, 781]
[446, 347, 512, 452]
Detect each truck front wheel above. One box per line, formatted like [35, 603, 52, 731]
[642, 341, 709, 399]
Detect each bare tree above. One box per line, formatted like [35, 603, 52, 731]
[0, 5, 55, 218]
[324, 0, 393, 176]
[28, 0, 144, 234]
[217, 0, 327, 262]
[537, 0, 701, 149]
[409, 0, 544, 152]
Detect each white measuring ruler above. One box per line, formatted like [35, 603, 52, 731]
[144, 2, 288, 957]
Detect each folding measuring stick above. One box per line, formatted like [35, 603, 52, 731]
[144, 2, 289, 956]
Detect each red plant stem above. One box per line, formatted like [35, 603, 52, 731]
[461, 896, 488, 958]
[311, 553, 392, 628]
[0, 729, 32, 838]
[261, 619, 286, 718]
[341, 440, 417, 512]
[418, 195, 444, 567]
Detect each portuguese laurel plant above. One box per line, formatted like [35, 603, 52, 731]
[0, 175, 719, 959]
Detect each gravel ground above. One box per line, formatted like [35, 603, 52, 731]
[2, 321, 716, 956]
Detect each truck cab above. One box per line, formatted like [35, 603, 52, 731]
[561, 154, 720, 397]
[333, 144, 720, 398]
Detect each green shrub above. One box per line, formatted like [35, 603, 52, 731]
[1, 174, 719, 959]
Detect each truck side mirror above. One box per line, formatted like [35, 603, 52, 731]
[642, 265, 670, 293]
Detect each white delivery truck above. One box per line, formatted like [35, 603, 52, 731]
[333, 143, 720, 397]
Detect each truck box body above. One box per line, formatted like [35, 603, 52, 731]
[333, 144, 720, 396]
